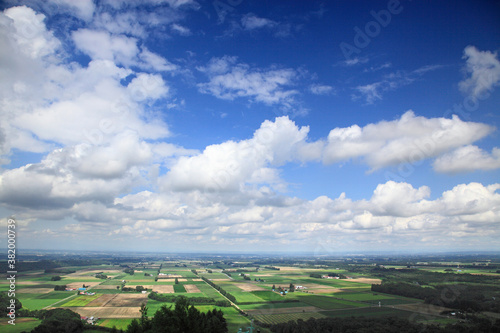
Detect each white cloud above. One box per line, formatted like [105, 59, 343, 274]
[343, 57, 369, 66]
[161, 116, 312, 192]
[3, 6, 60, 59]
[93, 12, 147, 37]
[49, 0, 95, 21]
[171, 23, 191, 36]
[241, 14, 277, 30]
[353, 82, 383, 104]
[433, 145, 500, 173]
[197, 56, 299, 108]
[309, 84, 335, 95]
[73, 29, 177, 72]
[437, 183, 500, 217]
[0, 7, 172, 156]
[368, 181, 432, 217]
[72, 29, 140, 67]
[459, 46, 500, 99]
[91, 181, 500, 251]
[0, 131, 195, 210]
[138, 47, 178, 72]
[323, 111, 494, 170]
[163, 0, 199, 9]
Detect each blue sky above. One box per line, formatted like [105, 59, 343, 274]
[0, 0, 499, 254]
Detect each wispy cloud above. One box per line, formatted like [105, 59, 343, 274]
[352, 64, 442, 104]
[342, 56, 369, 66]
[171, 23, 191, 36]
[309, 84, 335, 95]
[241, 13, 277, 30]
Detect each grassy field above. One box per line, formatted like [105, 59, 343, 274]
[297, 295, 368, 310]
[320, 306, 415, 319]
[17, 292, 74, 310]
[0, 318, 42, 332]
[98, 318, 134, 329]
[173, 284, 186, 293]
[253, 312, 327, 325]
[239, 301, 311, 310]
[250, 291, 286, 301]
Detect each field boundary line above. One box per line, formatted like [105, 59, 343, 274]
[43, 293, 78, 309]
[201, 279, 244, 314]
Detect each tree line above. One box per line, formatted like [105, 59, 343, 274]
[126, 297, 228, 333]
[201, 277, 237, 303]
[265, 315, 500, 333]
[371, 282, 500, 313]
[148, 292, 230, 307]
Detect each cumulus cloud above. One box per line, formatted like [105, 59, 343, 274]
[459, 46, 500, 99]
[0, 7, 172, 156]
[161, 116, 311, 192]
[197, 56, 300, 108]
[323, 111, 494, 170]
[3, 6, 60, 59]
[63, 181, 500, 251]
[73, 29, 139, 66]
[433, 145, 500, 173]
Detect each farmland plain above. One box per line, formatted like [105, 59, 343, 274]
[2, 253, 499, 332]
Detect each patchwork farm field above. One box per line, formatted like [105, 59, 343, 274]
[4, 255, 498, 332]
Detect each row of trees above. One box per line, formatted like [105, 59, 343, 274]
[265, 315, 500, 333]
[126, 297, 228, 333]
[369, 266, 499, 285]
[309, 272, 347, 279]
[122, 285, 148, 292]
[201, 277, 236, 303]
[371, 282, 500, 313]
[264, 266, 280, 271]
[148, 292, 230, 307]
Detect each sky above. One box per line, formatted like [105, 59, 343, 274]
[0, 0, 499, 254]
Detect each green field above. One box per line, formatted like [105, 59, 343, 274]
[98, 318, 134, 329]
[250, 291, 285, 301]
[239, 301, 310, 310]
[297, 295, 367, 310]
[61, 294, 101, 307]
[320, 306, 415, 319]
[253, 312, 327, 325]
[17, 292, 74, 310]
[0, 318, 42, 332]
[173, 284, 186, 293]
